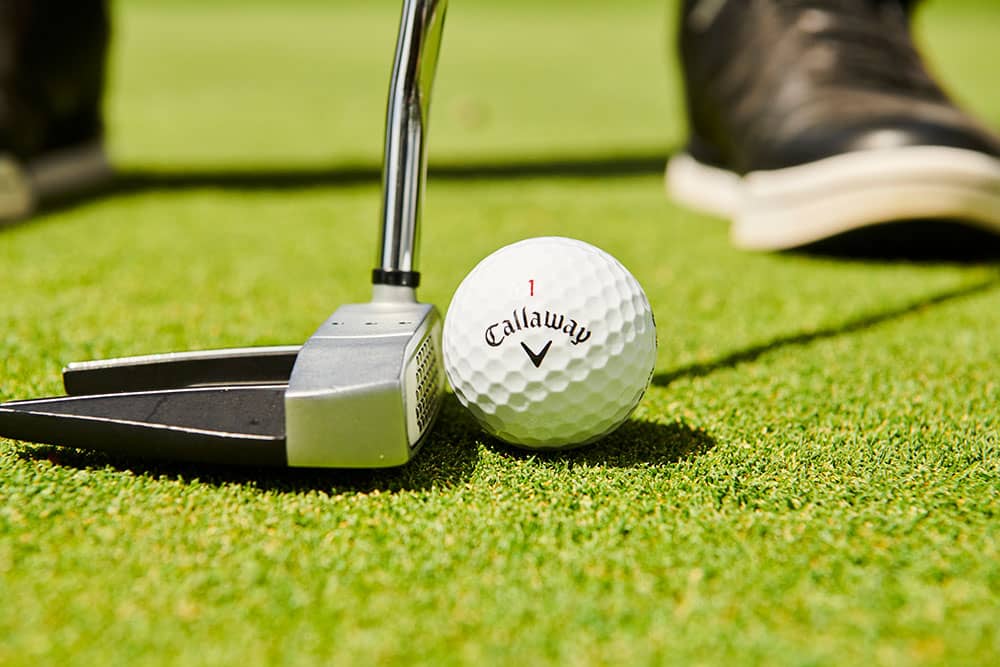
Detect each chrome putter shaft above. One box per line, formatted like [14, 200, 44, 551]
[285, 0, 447, 467]
[0, 0, 448, 468]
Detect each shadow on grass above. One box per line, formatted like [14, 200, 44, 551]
[13, 397, 482, 494]
[111, 152, 670, 190]
[484, 419, 715, 469]
[653, 272, 1000, 388]
[792, 220, 1000, 264]
[0, 150, 671, 229]
[11, 395, 710, 487]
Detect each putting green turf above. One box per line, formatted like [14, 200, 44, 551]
[1, 0, 998, 664]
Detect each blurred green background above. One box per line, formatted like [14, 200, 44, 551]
[106, 0, 999, 171]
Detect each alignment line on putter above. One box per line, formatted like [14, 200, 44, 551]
[0, 0, 448, 468]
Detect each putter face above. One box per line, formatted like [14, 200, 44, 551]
[284, 294, 444, 468]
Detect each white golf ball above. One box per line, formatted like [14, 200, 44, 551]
[443, 236, 657, 449]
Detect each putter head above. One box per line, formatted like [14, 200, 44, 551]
[284, 285, 443, 467]
[0, 290, 444, 469]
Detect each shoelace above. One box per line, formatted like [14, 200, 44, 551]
[709, 0, 954, 144]
[773, 0, 943, 99]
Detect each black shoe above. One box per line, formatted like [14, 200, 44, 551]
[1, 0, 113, 222]
[666, 0, 1000, 251]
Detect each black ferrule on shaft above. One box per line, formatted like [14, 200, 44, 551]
[372, 268, 421, 288]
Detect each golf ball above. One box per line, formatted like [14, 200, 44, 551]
[443, 236, 656, 449]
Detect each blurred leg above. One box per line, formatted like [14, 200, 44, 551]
[0, 0, 111, 220]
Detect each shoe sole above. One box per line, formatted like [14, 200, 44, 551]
[1, 142, 113, 224]
[666, 146, 1000, 251]
[0, 155, 33, 221]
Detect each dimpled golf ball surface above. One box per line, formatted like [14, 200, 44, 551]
[444, 237, 656, 448]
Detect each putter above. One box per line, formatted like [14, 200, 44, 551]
[0, 0, 448, 468]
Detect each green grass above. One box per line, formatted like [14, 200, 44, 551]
[2, 0, 999, 664]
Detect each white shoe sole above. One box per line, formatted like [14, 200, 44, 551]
[666, 146, 1000, 251]
[0, 155, 33, 221]
[1, 142, 113, 223]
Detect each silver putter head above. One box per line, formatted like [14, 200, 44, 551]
[286, 0, 448, 467]
[285, 285, 443, 467]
